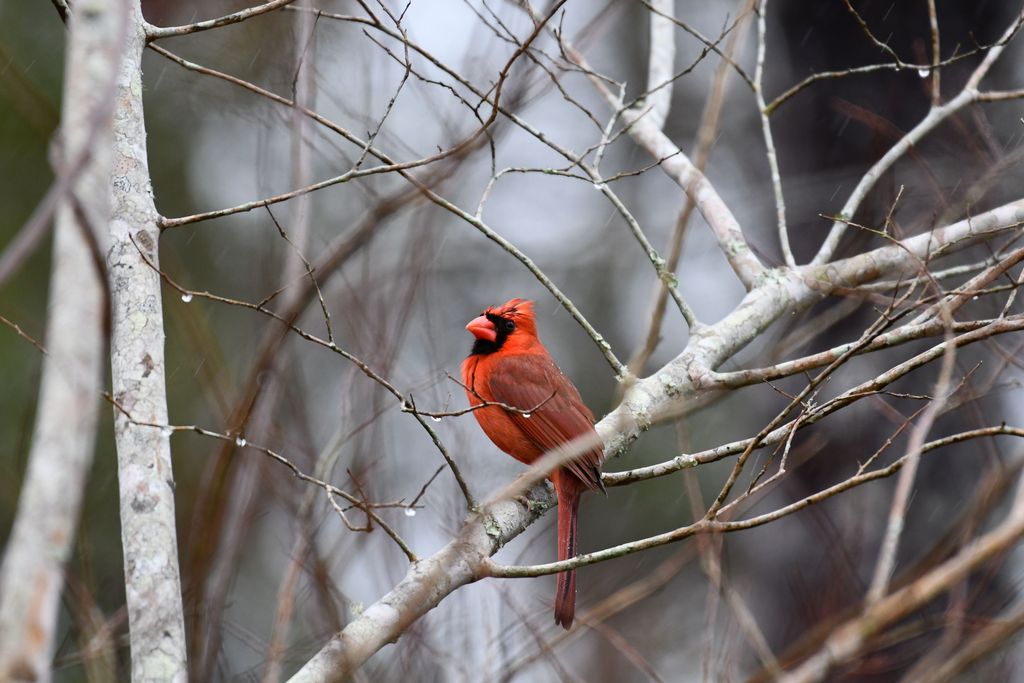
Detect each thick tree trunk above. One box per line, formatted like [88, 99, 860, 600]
[0, 0, 123, 679]
[108, 2, 188, 680]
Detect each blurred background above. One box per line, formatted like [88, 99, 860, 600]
[3, 0, 1024, 681]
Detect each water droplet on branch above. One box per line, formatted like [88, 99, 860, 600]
[404, 508, 417, 517]
[235, 436, 247, 447]
[181, 292, 193, 303]
[523, 413, 532, 419]
[430, 416, 442, 423]
[917, 68, 930, 78]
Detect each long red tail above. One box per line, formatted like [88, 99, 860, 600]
[553, 478, 580, 629]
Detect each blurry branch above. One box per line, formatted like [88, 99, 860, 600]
[263, 422, 346, 683]
[918, 601, 1024, 683]
[265, 207, 333, 343]
[866, 319, 956, 604]
[157, 0, 563, 229]
[144, 0, 298, 40]
[59, 574, 121, 680]
[627, 0, 754, 377]
[157, 150, 467, 227]
[0, 0, 123, 678]
[107, 2, 189, 678]
[976, 88, 1024, 101]
[927, 0, 941, 105]
[637, 0, 755, 89]
[0, 34, 132, 289]
[777, 467, 1024, 683]
[584, 621, 664, 682]
[754, 0, 793, 266]
[49, 0, 70, 23]
[908, 245, 1024, 325]
[811, 8, 1024, 265]
[591, 174, 701, 330]
[0, 164, 80, 288]
[686, 456, 782, 678]
[499, 547, 696, 679]
[1001, 265, 1024, 316]
[643, 0, 675, 131]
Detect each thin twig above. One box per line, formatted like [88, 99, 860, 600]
[0, 314, 47, 354]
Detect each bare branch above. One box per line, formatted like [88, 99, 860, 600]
[865, 316, 956, 603]
[145, 0, 298, 41]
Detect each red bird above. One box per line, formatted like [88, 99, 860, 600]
[461, 298, 604, 629]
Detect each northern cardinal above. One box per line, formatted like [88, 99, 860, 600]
[461, 298, 604, 629]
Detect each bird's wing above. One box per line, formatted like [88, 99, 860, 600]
[485, 353, 604, 491]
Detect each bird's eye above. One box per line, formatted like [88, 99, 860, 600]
[502, 319, 516, 333]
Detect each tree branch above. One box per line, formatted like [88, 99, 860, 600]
[643, 0, 675, 131]
[0, 0, 124, 678]
[108, 2, 188, 678]
[145, 0, 298, 41]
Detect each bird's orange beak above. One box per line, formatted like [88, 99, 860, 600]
[466, 315, 497, 342]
